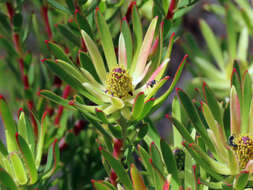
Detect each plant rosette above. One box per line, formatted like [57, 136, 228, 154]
[40, 6, 187, 124]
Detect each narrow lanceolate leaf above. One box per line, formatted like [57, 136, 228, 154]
[17, 111, 28, 143]
[55, 59, 87, 83]
[167, 115, 194, 144]
[230, 86, 241, 136]
[177, 89, 215, 152]
[9, 152, 27, 185]
[132, 92, 145, 120]
[35, 112, 48, 168]
[199, 20, 224, 69]
[130, 164, 147, 190]
[237, 27, 248, 61]
[43, 139, 60, 179]
[132, 3, 143, 53]
[44, 59, 100, 104]
[39, 90, 75, 110]
[16, 134, 38, 184]
[81, 30, 107, 83]
[48, 41, 72, 64]
[242, 72, 252, 133]
[154, 55, 187, 108]
[122, 18, 133, 69]
[133, 17, 158, 79]
[150, 142, 163, 174]
[172, 97, 182, 148]
[226, 6, 236, 60]
[160, 139, 179, 184]
[0, 95, 18, 152]
[101, 150, 134, 190]
[202, 82, 223, 125]
[95, 9, 117, 70]
[0, 168, 18, 190]
[202, 103, 227, 156]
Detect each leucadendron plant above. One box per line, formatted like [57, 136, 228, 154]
[0, 95, 59, 190]
[169, 62, 253, 189]
[40, 6, 187, 151]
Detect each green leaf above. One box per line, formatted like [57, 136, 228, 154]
[137, 98, 155, 121]
[95, 108, 109, 124]
[56, 59, 87, 83]
[44, 59, 101, 104]
[48, 0, 71, 14]
[35, 112, 48, 168]
[234, 172, 249, 190]
[130, 164, 147, 190]
[150, 142, 163, 174]
[121, 18, 133, 69]
[58, 24, 80, 46]
[43, 139, 60, 179]
[93, 180, 112, 190]
[153, 55, 187, 108]
[160, 139, 179, 185]
[76, 12, 93, 39]
[131, 92, 145, 120]
[137, 145, 156, 187]
[79, 51, 100, 83]
[39, 90, 74, 110]
[171, 97, 182, 148]
[202, 82, 223, 125]
[242, 72, 252, 133]
[81, 30, 107, 83]
[48, 42, 72, 64]
[168, 115, 194, 143]
[9, 152, 28, 185]
[226, 5, 236, 60]
[177, 89, 216, 153]
[95, 9, 117, 70]
[132, 4, 143, 52]
[101, 150, 133, 190]
[0, 168, 18, 190]
[199, 19, 225, 69]
[16, 134, 38, 184]
[237, 27, 248, 62]
[0, 140, 8, 156]
[0, 96, 18, 152]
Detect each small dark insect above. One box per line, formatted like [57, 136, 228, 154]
[147, 80, 156, 88]
[228, 135, 237, 148]
[128, 91, 133, 96]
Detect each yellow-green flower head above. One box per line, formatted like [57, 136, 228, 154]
[232, 135, 253, 169]
[106, 66, 133, 99]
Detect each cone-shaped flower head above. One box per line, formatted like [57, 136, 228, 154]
[170, 63, 253, 188]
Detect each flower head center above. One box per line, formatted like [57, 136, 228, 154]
[232, 135, 253, 168]
[106, 66, 133, 99]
